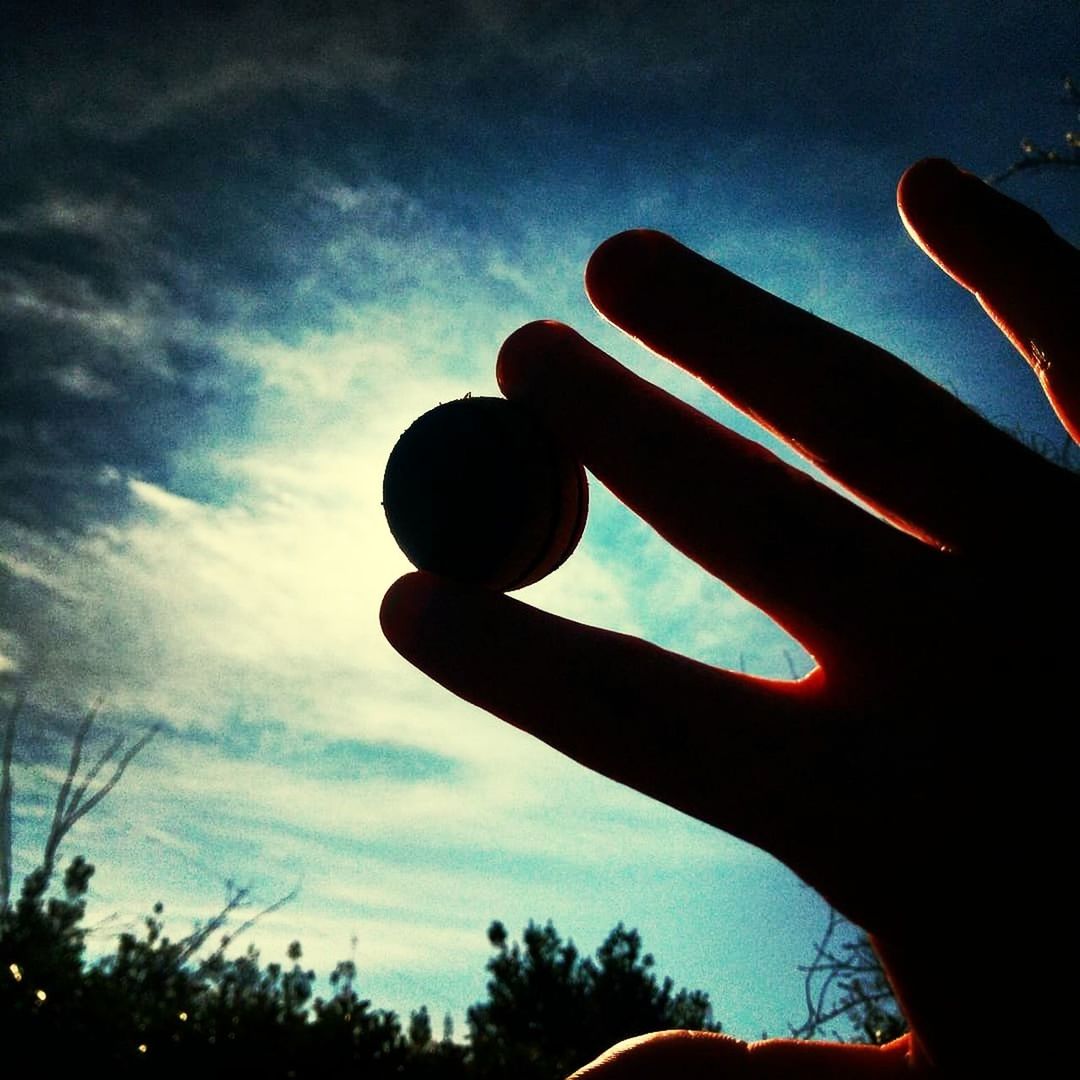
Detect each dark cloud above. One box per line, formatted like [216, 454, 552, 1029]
[1, 0, 1075, 541]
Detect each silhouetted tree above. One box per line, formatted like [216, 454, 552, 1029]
[0, 692, 158, 910]
[0, 854, 96, 1035]
[468, 919, 720, 1080]
[5, 849, 723, 1078]
[989, 74, 1080, 183]
[308, 956, 406, 1075]
[792, 907, 906, 1045]
[410, 1003, 434, 1048]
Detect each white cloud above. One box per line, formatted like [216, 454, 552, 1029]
[0, 106, 820, 1042]
[64, 13, 405, 141]
[2, 273, 158, 350]
[0, 191, 151, 245]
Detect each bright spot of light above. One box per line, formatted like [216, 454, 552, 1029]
[179, 1011, 188, 1021]
[138, 1044, 148, 1054]
[35, 989, 46, 1002]
[8, 963, 21, 982]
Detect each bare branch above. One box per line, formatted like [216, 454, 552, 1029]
[791, 906, 844, 1040]
[987, 75, 1080, 185]
[986, 151, 1080, 186]
[176, 882, 252, 964]
[176, 883, 300, 965]
[0, 691, 25, 913]
[791, 907, 906, 1044]
[65, 732, 125, 821]
[37, 701, 159, 891]
[62, 724, 161, 831]
[227, 886, 300, 945]
[45, 699, 102, 875]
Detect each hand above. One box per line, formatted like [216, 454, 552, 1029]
[381, 158, 1080, 1076]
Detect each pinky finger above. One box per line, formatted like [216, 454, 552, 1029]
[897, 158, 1080, 441]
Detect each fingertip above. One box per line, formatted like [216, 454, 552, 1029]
[895, 157, 962, 213]
[895, 156, 1054, 287]
[382, 571, 507, 675]
[895, 157, 975, 279]
[569, 1031, 748, 1079]
[586, 228, 673, 275]
[585, 229, 680, 318]
[379, 571, 438, 656]
[495, 319, 578, 400]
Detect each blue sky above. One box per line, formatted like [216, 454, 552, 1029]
[2, 0, 1077, 1040]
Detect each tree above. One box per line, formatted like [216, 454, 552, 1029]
[410, 1003, 434, 1048]
[1, 692, 162, 1068]
[308, 956, 407, 1074]
[7, 875, 728, 1077]
[988, 74, 1080, 184]
[468, 919, 720, 1080]
[0, 691, 158, 911]
[0, 692, 15, 910]
[0, 853, 97, 1042]
[791, 907, 906, 1045]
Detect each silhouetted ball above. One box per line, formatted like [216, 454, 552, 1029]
[383, 396, 588, 591]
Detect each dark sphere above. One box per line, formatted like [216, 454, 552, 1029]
[383, 396, 588, 591]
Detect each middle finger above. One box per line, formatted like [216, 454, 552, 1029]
[497, 320, 928, 664]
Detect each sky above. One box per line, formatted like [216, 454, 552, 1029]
[2, 0, 1077, 1042]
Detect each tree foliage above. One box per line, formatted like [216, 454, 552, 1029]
[1, 862, 719, 1078]
[468, 919, 720, 1080]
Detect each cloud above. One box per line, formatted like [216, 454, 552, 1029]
[6, 0, 1074, 1043]
[7, 6, 407, 144]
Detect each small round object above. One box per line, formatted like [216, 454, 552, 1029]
[383, 396, 588, 591]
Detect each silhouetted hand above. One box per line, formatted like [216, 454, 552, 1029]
[381, 158, 1080, 1076]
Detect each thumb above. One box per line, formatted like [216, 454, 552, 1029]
[896, 157, 1080, 443]
[568, 1030, 915, 1079]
